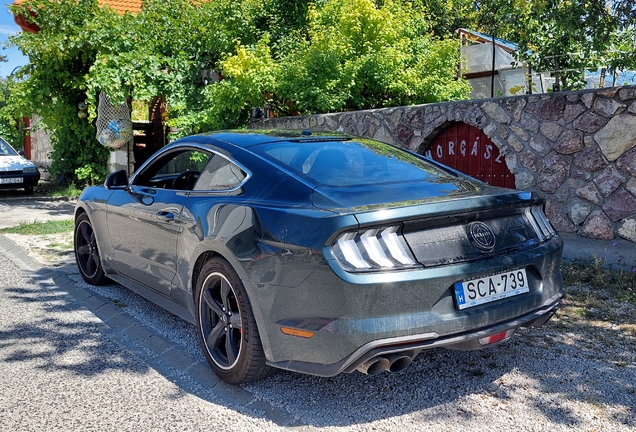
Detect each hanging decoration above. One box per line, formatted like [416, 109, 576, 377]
[95, 92, 133, 149]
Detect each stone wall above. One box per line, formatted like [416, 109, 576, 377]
[28, 115, 54, 181]
[28, 115, 135, 179]
[250, 86, 636, 243]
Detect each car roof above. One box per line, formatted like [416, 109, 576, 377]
[181, 130, 352, 148]
[146, 129, 529, 212]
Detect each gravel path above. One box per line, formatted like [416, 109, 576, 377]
[1, 231, 635, 431]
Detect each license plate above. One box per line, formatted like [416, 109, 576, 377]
[454, 269, 529, 310]
[0, 177, 23, 184]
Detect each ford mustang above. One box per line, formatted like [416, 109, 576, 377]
[74, 130, 564, 384]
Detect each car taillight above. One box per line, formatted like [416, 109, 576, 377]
[526, 206, 557, 241]
[332, 226, 420, 272]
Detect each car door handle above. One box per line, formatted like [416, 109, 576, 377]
[156, 211, 175, 222]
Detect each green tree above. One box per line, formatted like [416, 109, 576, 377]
[275, 0, 470, 113]
[85, 0, 282, 136]
[0, 79, 21, 147]
[483, 0, 632, 91]
[85, 0, 470, 129]
[169, 38, 279, 134]
[418, 0, 480, 38]
[8, 0, 111, 185]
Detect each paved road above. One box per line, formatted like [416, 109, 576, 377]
[0, 195, 76, 229]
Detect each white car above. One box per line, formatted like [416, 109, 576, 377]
[0, 137, 40, 194]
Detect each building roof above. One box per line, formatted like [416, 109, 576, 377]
[457, 28, 519, 53]
[98, 0, 143, 15]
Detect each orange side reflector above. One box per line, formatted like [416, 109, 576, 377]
[280, 326, 314, 338]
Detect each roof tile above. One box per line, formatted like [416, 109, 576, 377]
[99, 0, 144, 15]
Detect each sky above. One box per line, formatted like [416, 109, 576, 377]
[0, 2, 29, 78]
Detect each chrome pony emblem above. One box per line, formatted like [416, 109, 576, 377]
[468, 221, 496, 251]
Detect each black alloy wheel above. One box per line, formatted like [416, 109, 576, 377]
[195, 258, 273, 384]
[74, 213, 108, 285]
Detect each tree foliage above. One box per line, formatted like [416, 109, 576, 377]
[418, 0, 480, 38]
[0, 79, 21, 147]
[276, 0, 469, 113]
[474, 0, 636, 91]
[7, 0, 112, 184]
[87, 0, 468, 128]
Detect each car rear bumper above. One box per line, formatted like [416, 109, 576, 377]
[266, 289, 564, 376]
[249, 235, 564, 377]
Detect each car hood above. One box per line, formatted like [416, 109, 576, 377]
[0, 155, 35, 172]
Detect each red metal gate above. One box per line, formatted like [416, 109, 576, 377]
[22, 116, 32, 160]
[423, 123, 515, 188]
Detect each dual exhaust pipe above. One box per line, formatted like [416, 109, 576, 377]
[357, 353, 413, 375]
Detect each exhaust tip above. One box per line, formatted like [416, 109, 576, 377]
[386, 353, 412, 372]
[357, 357, 390, 375]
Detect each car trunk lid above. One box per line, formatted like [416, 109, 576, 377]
[315, 185, 546, 266]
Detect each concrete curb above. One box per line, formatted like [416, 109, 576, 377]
[0, 233, 305, 429]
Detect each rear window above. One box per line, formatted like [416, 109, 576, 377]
[253, 139, 444, 186]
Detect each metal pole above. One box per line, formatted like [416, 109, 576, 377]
[491, 33, 496, 98]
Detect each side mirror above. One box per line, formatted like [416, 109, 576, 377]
[104, 170, 129, 190]
[18, 150, 25, 156]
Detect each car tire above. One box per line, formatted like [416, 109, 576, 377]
[195, 257, 274, 384]
[74, 212, 108, 285]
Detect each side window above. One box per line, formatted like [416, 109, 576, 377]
[135, 150, 212, 190]
[155, 150, 209, 176]
[194, 154, 247, 191]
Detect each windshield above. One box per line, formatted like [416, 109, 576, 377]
[0, 138, 18, 156]
[252, 138, 452, 187]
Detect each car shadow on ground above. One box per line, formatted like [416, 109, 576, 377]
[3, 262, 635, 430]
[0, 190, 34, 199]
[1, 262, 300, 425]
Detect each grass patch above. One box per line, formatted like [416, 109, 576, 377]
[49, 240, 73, 249]
[34, 182, 83, 198]
[0, 219, 74, 235]
[562, 258, 636, 304]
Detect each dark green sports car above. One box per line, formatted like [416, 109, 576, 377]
[74, 130, 564, 384]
